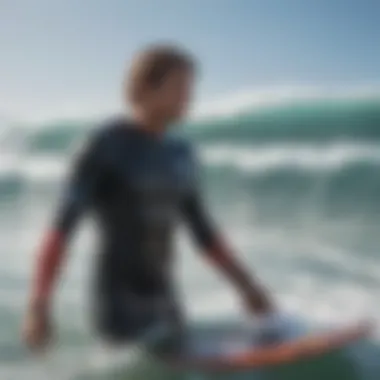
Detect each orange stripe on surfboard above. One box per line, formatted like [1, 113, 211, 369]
[159, 320, 374, 372]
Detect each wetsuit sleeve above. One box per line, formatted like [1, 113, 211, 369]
[53, 133, 107, 238]
[182, 190, 218, 250]
[181, 151, 218, 250]
[30, 132, 109, 306]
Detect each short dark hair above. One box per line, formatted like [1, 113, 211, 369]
[125, 44, 195, 105]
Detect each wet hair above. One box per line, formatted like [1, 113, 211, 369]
[125, 44, 195, 105]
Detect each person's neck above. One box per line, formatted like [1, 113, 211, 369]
[132, 109, 167, 135]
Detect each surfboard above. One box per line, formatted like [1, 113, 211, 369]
[155, 317, 374, 372]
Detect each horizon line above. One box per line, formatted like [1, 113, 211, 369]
[1, 83, 380, 128]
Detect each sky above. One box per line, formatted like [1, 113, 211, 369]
[1, 0, 380, 121]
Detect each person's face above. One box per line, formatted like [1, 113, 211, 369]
[150, 68, 194, 123]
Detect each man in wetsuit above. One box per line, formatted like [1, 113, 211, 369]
[23, 45, 275, 350]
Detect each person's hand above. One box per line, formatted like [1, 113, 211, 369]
[242, 287, 283, 344]
[243, 285, 276, 316]
[22, 304, 52, 352]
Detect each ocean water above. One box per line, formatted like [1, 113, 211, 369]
[0, 95, 380, 379]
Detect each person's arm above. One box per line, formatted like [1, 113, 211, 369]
[181, 157, 274, 315]
[29, 132, 108, 314]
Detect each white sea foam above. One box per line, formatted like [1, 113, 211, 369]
[200, 142, 380, 173]
[0, 142, 378, 184]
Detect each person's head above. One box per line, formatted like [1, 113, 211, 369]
[125, 44, 196, 126]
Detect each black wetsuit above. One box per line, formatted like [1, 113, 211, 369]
[54, 118, 217, 343]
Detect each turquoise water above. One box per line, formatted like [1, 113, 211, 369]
[0, 96, 379, 379]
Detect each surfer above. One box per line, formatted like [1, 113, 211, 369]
[22, 44, 275, 351]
